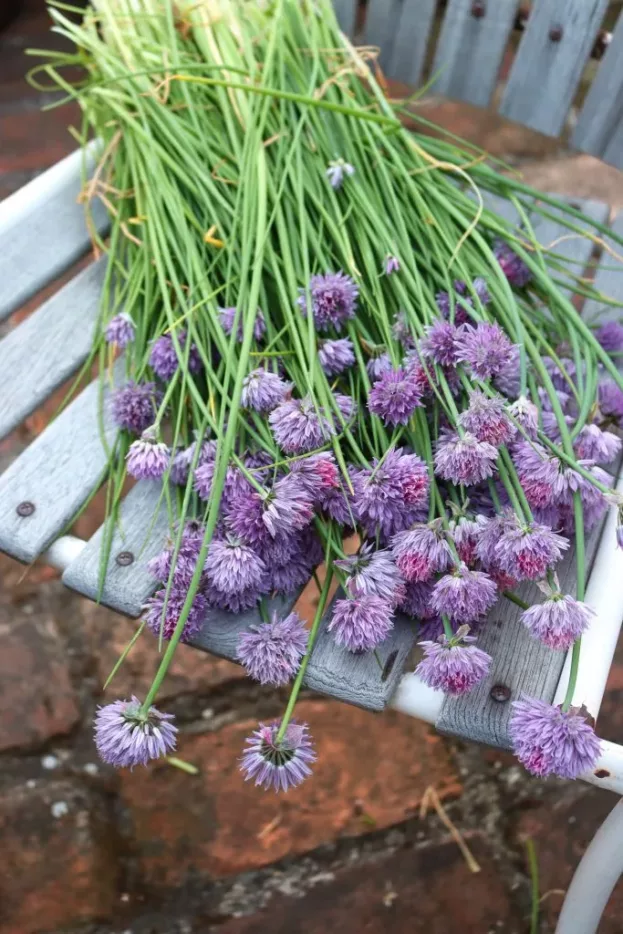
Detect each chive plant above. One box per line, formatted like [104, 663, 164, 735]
[33, 0, 623, 785]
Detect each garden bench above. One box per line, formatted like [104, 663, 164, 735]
[2, 2, 623, 931]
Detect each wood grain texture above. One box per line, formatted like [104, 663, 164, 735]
[0, 259, 106, 441]
[528, 196, 610, 297]
[436, 517, 608, 748]
[582, 211, 623, 322]
[571, 13, 623, 170]
[0, 145, 109, 322]
[432, 0, 518, 108]
[499, 0, 609, 137]
[302, 595, 417, 711]
[333, 0, 356, 35]
[365, 0, 436, 87]
[62, 481, 172, 617]
[0, 363, 121, 564]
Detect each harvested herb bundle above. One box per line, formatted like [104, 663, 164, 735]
[34, 0, 623, 785]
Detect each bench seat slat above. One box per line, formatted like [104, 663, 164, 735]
[0, 258, 106, 441]
[365, 0, 437, 88]
[0, 365, 121, 564]
[0, 144, 109, 322]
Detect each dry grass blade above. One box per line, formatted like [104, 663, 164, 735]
[419, 785, 481, 874]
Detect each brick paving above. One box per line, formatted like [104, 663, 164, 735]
[3, 3, 623, 933]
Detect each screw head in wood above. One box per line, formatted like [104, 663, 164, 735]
[116, 551, 135, 567]
[548, 24, 564, 42]
[471, 1, 486, 18]
[490, 684, 511, 703]
[16, 501, 35, 517]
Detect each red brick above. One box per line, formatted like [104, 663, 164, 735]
[215, 836, 521, 934]
[0, 779, 119, 933]
[514, 785, 621, 933]
[120, 700, 462, 883]
[0, 105, 78, 175]
[83, 602, 244, 701]
[0, 611, 80, 752]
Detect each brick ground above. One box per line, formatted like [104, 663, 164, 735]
[3, 3, 623, 934]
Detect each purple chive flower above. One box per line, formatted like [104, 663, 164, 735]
[269, 395, 335, 454]
[318, 338, 355, 376]
[514, 442, 559, 508]
[126, 430, 170, 480]
[112, 382, 161, 435]
[384, 254, 400, 275]
[459, 391, 514, 446]
[472, 277, 491, 306]
[297, 272, 358, 333]
[242, 368, 288, 413]
[204, 536, 266, 595]
[392, 310, 415, 346]
[268, 558, 312, 593]
[508, 396, 539, 439]
[449, 517, 481, 566]
[334, 542, 405, 605]
[495, 514, 568, 582]
[352, 448, 430, 539]
[206, 581, 267, 613]
[421, 320, 462, 367]
[94, 697, 176, 768]
[510, 697, 601, 779]
[318, 477, 356, 527]
[431, 565, 498, 623]
[227, 479, 313, 548]
[456, 322, 515, 381]
[521, 593, 593, 650]
[241, 720, 315, 792]
[194, 461, 250, 506]
[575, 424, 621, 464]
[170, 439, 215, 486]
[366, 351, 393, 381]
[399, 580, 436, 619]
[149, 330, 202, 381]
[368, 367, 422, 426]
[391, 522, 452, 583]
[148, 520, 205, 588]
[288, 452, 339, 501]
[596, 321, 623, 353]
[237, 611, 308, 685]
[326, 158, 355, 189]
[599, 379, 623, 427]
[143, 585, 208, 641]
[434, 431, 498, 486]
[218, 305, 266, 342]
[104, 313, 135, 348]
[328, 593, 394, 652]
[494, 239, 532, 287]
[416, 634, 491, 695]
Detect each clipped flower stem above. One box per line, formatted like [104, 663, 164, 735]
[562, 493, 586, 713]
[276, 563, 334, 745]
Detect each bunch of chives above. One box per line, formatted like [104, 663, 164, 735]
[32, 0, 623, 787]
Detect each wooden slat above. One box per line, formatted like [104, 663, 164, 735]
[190, 593, 303, 663]
[528, 196, 610, 297]
[0, 143, 109, 322]
[0, 366, 120, 564]
[436, 514, 608, 747]
[303, 596, 417, 711]
[0, 259, 106, 441]
[582, 211, 623, 322]
[62, 482, 170, 617]
[432, 0, 518, 108]
[365, 0, 436, 87]
[499, 0, 609, 137]
[333, 0, 357, 36]
[571, 13, 623, 171]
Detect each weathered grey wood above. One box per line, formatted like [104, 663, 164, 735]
[582, 211, 623, 322]
[303, 596, 417, 711]
[0, 364, 121, 564]
[436, 514, 608, 747]
[62, 482, 171, 617]
[432, 0, 518, 108]
[365, 0, 436, 87]
[0, 144, 109, 322]
[0, 258, 106, 441]
[189, 593, 303, 662]
[572, 14, 623, 171]
[528, 196, 610, 297]
[332, 0, 356, 36]
[500, 0, 609, 138]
